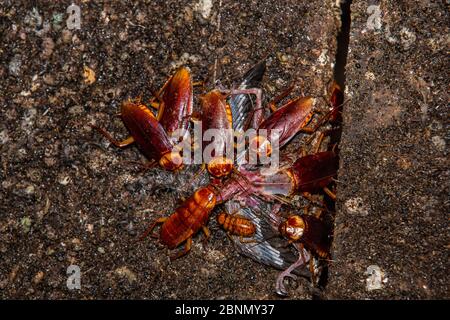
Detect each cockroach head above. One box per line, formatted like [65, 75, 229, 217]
[159, 151, 183, 171]
[207, 157, 233, 178]
[279, 215, 305, 241]
[193, 187, 217, 210]
[249, 136, 272, 159]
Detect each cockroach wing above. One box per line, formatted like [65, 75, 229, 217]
[229, 60, 266, 132]
[121, 102, 174, 161]
[292, 151, 338, 193]
[224, 199, 310, 278]
[159, 67, 194, 141]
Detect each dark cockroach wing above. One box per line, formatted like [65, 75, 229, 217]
[120, 101, 174, 162]
[257, 97, 314, 148]
[224, 199, 310, 277]
[289, 151, 338, 194]
[200, 90, 233, 151]
[229, 60, 266, 132]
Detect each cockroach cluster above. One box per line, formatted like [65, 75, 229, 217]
[92, 60, 344, 297]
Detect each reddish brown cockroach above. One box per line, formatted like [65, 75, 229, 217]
[274, 213, 332, 296]
[248, 96, 315, 158]
[139, 176, 255, 259]
[328, 81, 344, 125]
[239, 150, 338, 204]
[197, 86, 264, 178]
[278, 214, 331, 259]
[153, 67, 194, 139]
[92, 67, 198, 171]
[216, 211, 256, 241]
[199, 90, 234, 178]
[91, 101, 183, 171]
[285, 150, 338, 199]
[139, 186, 217, 260]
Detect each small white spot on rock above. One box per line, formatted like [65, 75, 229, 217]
[115, 266, 137, 283]
[194, 0, 213, 19]
[58, 175, 71, 185]
[365, 71, 376, 81]
[345, 197, 369, 216]
[0, 130, 10, 144]
[8, 54, 22, 76]
[365, 265, 386, 291]
[317, 49, 328, 66]
[399, 27, 416, 50]
[170, 53, 199, 69]
[431, 136, 445, 152]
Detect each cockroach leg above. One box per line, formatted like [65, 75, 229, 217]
[309, 258, 317, 285]
[202, 226, 211, 242]
[275, 243, 308, 296]
[148, 74, 174, 109]
[238, 235, 257, 244]
[189, 163, 206, 185]
[138, 217, 168, 241]
[267, 84, 295, 112]
[170, 237, 192, 261]
[323, 186, 336, 201]
[90, 125, 135, 148]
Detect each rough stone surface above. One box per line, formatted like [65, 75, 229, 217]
[0, 1, 340, 299]
[327, 1, 449, 299]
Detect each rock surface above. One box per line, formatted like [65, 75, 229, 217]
[327, 0, 448, 299]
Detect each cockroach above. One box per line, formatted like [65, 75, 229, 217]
[198, 87, 264, 178]
[216, 211, 256, 241]
[247, 150, 338, 201]
[152, 67, 194, 140]
[199, 90, 234, 178]
[139, 186, 217, 260]
[286, 150, 338, 199]
[278, 214, 331, 259]
[91, 100, 183, 171]
[304, 81, 345, 149]
[138, 176, 255, 260]
[328, 81, 344, 125]
[248, 96, 315, 158]
[274, 213, 332, 296]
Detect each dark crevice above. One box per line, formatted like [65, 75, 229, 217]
[334, 0, 352, 89]
[314, 0, 351, 297]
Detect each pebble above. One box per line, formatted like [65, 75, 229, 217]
[365, 265, 387, 291]
[33, 271, 44, 284]
[115, 266, 137, 283]
[431, 136, 445, 152]
[8, 54, 22, 76]
[41, 37, 55, 59]
[20, 216, 32, 233]
[345, 197, 369, 216]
